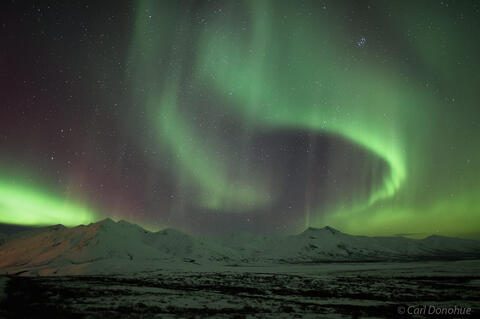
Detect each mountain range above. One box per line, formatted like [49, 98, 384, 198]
[0, 218, 479, 275]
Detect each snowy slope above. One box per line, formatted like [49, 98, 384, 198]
[221, 226, 480, 263]
[260, 227, 480, 262]
[0, 219, 238, 275]
[0, 220, 479, 275]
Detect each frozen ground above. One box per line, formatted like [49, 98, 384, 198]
[0, 277, 7, 302]
[1, 260, 479, 318]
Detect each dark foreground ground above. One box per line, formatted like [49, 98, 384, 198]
[0, 260, 479, 318]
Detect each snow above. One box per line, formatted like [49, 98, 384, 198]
[0, 219, 479, 276]
[2, 260, 479, 318]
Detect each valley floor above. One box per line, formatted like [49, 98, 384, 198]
[1, 260, 479, 318]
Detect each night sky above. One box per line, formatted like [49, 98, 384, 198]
[1, 0, 479, 238]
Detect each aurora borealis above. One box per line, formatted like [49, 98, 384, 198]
[1, 1, 479, 238]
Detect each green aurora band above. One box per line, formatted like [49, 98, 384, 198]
[1, 1, 478, 238]
[0, 179, 96, 227]
[128, 0, 480, 237]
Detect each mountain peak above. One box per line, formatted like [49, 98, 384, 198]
[302, 226, 341, 235]
[90, 218, 118, 230]
[47, 224, 66, 231]
[97, 218, 116, 225]
[322, 226, 341, 234]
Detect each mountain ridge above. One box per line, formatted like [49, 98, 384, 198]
[0, 218, 479, 276]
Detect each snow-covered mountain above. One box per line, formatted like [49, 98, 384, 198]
[221, 226, 480, 263]
[0, 219, 479, 275]
[265, 227, 480, 262]
[0, 219, 238, 276]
